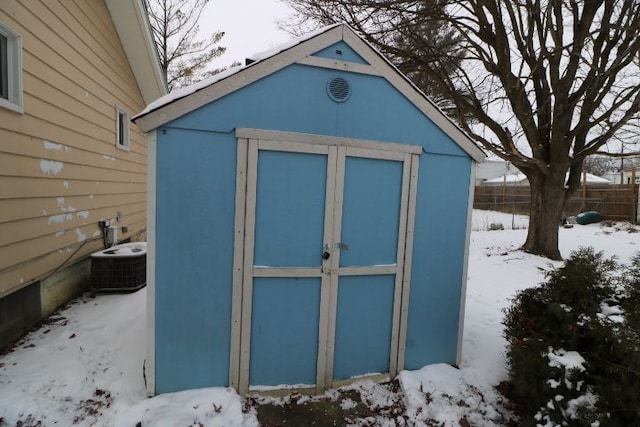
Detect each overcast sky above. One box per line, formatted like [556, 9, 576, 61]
[202, 0, 296, 69]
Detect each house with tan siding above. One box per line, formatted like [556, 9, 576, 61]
[0, 0, 166, 348]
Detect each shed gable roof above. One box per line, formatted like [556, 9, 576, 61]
[133, 23, 484, 162]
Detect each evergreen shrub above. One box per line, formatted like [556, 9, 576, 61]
[503, 248, 640, 426]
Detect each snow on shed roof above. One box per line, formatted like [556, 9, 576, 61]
[138, 64, 244, 117]
[133, 23, 485, 162]
[135, 23, 343, 119]
[246, 23, 343, 63]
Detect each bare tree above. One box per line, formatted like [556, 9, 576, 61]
[145, 0, 226, 91]
[285, 0, 640, 259]
[284, 1, 465, 112]
[582, 156, 614, 177]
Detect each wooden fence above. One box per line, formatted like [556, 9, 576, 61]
[474, 184, 639, 223]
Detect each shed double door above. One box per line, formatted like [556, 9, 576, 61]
[231, 131, 419, 394]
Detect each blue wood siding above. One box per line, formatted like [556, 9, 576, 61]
[250, 277, 321, 386]
[340, 156, 402, 267]
[153, 49, 473, 392]
[254, 150, 327, 267]
[313, 42, 369, 64]
[169, 64, 467, 159]
[154, 129, 237, 393]
[405, 153, 472, 368]
[334, 274, 395, 379]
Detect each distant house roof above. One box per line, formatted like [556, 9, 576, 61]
[133, 23, 485, 163]
[105, 0, 167, 104]
[483, 173, 528, 184]
[484, 172, 611, 185]
[476, 159, 514, 181]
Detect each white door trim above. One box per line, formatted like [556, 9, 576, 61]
[236, 128, 422, 155]
[229, 137, 249, 389]
[323, 145, 346, 388]
[317, 145, 338, 393]
[238, 139, 259, 394]
[230, 130, 420, 394]
[396, 154, 420, 372]
[389, 152, 413, 376]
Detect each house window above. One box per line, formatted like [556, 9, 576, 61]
[115, 106, 130, 150]
[0, 34, 8, 99]
[0, 22, 23, 113]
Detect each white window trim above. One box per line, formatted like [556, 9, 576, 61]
[0, 22, 23, 114]
[115, 105, 130, 151]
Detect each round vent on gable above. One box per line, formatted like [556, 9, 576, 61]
[327, 77, 351, 102]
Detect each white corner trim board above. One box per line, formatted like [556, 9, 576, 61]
[145, 129, 157, 396]
[457, 163, 476, 366]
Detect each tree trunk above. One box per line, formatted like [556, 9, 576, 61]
[522, 172, 567, 260]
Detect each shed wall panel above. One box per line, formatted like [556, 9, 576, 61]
[404, 153, 473, 368]
[340, 156, 402, 266]
[249, 277, 321, 386]
[154, 130, 237, 393]
[333, 274, 395, 380]
[253, 150, 327, 267]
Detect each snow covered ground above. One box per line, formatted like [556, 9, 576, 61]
[1, 210, 638, 426]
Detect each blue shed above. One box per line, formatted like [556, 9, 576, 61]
[133, 24, 485, 396]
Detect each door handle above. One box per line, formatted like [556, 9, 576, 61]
[322, 251, 331, 260]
